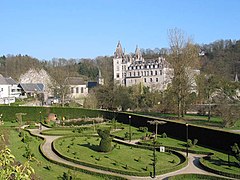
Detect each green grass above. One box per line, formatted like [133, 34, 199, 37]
[7, 129, 104, 180]
[168, 173, 230, 180]
[111, 125, 149, 140]
[55, 136, 182, 175]
[141, 136, 212, 153]
[201, 151, 240, 177]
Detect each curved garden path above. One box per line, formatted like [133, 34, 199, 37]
[28, 125, 236, 180]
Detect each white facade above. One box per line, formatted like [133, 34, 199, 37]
[66, 77, 88, 99]
[113, 42, 173, 91]
[69, 85, 88, 99]
[0, 75, 21, 104]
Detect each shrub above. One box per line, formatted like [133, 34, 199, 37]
[193, 139, 198, 146]
[139, 127, 148, 132]
[161, 132, 167, 138]
[97, 129, 112, 152]
[187, 139, 192, 147]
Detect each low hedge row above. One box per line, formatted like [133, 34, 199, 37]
[168, 173, 230, 180]
[27, 131, 127, 180]
[199, 157, 240, 179]
[52, 135, 187, 177]
[138, 141, 212, 155]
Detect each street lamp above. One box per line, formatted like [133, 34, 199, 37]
[147, 120, 167, 178]
[39, 111, 42, 122]
[152, 140, 156, 178]
[186, 123, 189, 157]
[147, 120, 166, 141]
[128, 115, 132, 142]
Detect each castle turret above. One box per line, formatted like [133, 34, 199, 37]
[114, 41, 124, 58]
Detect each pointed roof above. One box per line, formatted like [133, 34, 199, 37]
[114, 41, 124, 58]
[235, 73, 239, 82]
[135, 45, 142, 60]
[0, 76, 17, 85]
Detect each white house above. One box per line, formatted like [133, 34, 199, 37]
[0, 75, 21, 104]
[66, 77, 88, 99]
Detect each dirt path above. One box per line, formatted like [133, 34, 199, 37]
[28, 125, 236, 180]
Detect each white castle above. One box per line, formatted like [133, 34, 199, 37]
[113, 41, 173, 91]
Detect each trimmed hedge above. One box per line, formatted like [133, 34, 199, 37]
[52, 135, 187, 177]
[0, 106, 104, 122]
[199, 157, 240, 179]
[168, 173, 230, 180]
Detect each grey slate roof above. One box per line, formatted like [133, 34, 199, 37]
[0, 75, 17, 85]
[66, 77, 85, 85]
[18, 83, 44, 92]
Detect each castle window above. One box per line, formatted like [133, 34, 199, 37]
[138, 72, 140, 76]
[151, 71, 153, 76]
[150, 78, 153, 82]
[144, 78, 147, 82]
[155, 71, 158, 75]
[144, 71, 146, 76]
[117, 60, 119, 64]
[160, 70, 162, 75]
[71, 87, 74, 93]
[147, 71, 149, 76]
[144, 65, 147, 68]
[129, 72, 131, 77]
[134, 72, 136, 76]
[117, 66, 119, 71]
[117, 73, 120, 78]
[81, 87, 84, 93]
[76, 87, 79, 93]
[156, 78, 158, 82]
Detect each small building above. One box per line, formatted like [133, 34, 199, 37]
[18, 83, 44, 98]
[0, 75, 21, 104]
[66, 77, 88, 99]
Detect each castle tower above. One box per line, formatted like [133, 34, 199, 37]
[135, 45, 143, 61]
[113, 41, 127, 85]
[98, 69, 104, 85]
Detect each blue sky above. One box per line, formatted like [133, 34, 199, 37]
[1, 0, 240, 60]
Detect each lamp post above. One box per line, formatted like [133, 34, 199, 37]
[147, 120, 166, 141]
[39, 111, 42, 122]
[147, 120, 166, 178]
[128, 116, 132, 142]
[186, 123, 189, 157]
[152, 140, 156, 178]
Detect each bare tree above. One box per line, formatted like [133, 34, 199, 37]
[168, 28, 200, 119]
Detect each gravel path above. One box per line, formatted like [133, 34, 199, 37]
[28, 125, 236, 180]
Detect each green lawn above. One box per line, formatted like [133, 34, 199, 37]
[111, 125, 149, 140]
[55, 136, 182, 175]
[168, 173, 230, 180]
[141, 136, 212, 153]
[200, 151, 240, 177]
[7, 129, 104, 180]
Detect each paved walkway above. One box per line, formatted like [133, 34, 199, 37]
[28, 125, 236, 180]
